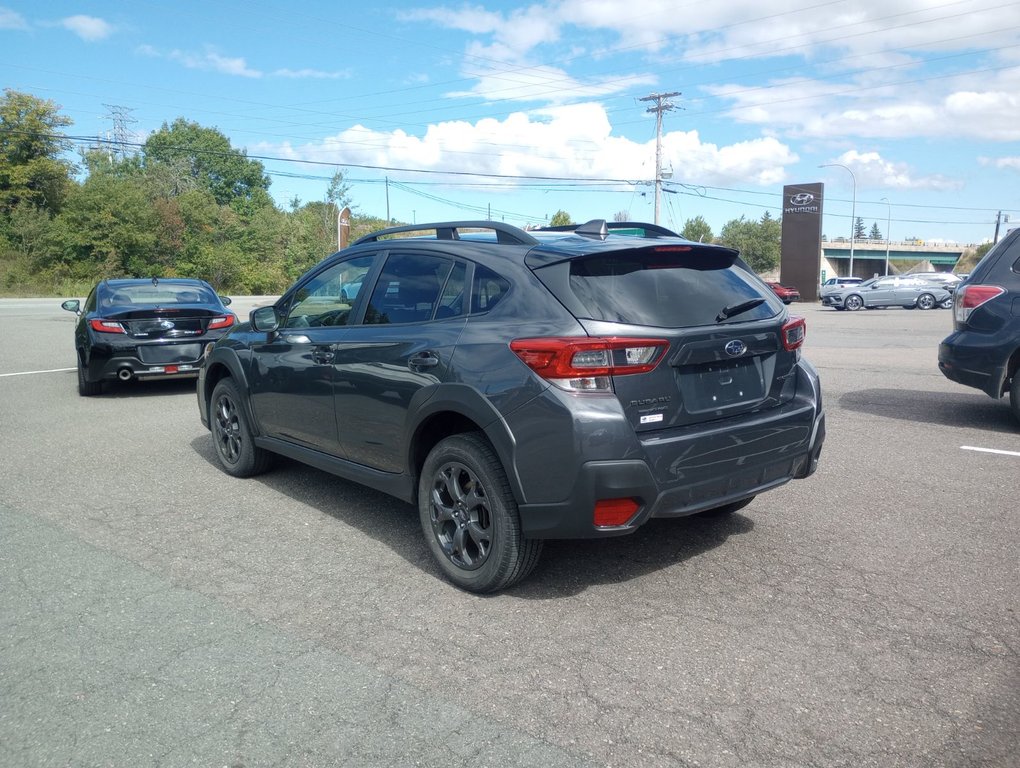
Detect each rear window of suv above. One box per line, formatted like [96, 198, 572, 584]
[562, 249, 781, 328]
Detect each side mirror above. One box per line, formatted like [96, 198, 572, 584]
[219, 295, 232, 306]
[251, 305, 280, 333]
[61, 299, 81, 314]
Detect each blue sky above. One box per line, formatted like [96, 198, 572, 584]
[2, 0, 1018, 245]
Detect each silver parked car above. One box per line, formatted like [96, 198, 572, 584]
[821, 276, 953, 311]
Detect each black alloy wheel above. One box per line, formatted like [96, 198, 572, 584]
[210, 378, 272, 477]
[917, 293, 937, 310]
[844, 294, 864, 311]
[419, 433, 542, 592]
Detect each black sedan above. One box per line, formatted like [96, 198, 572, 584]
[62, 278, 236, 396]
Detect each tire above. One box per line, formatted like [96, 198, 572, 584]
[1010, 373, 1020, 426]
[210, 378, 273, 478]
[419, 432, 543, 593]
[76, 352, 103, 396]
[940, 297, 954, 309]
[917, 293, 937, 310]
[698, 496, 755, 518]
[844, 294, 864, 311]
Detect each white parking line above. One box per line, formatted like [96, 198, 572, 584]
[0, 367, 75, 378]
[961, 445, 1020, 458]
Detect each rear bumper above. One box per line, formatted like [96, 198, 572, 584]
[517, 389, 825, 540]
[938, 332, 1010, 399]
[86, 345, 203, 382]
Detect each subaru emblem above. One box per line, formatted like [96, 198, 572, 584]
[160, 320, 175, 330]
[724, 340, 747, 357]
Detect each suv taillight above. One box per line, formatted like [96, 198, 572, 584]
[510, 337, 668, 393]
[954, 284, 1005, 324]
[782, 316, 806, 352]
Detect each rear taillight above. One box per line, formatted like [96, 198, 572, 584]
[510, 337, 668, 393]
[208, 314, 235, 330]
[954, 285, 1005, 323]
[782, 316, 806, 352]
[89, 318, 126, 334]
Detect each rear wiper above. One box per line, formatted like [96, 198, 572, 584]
[716, 297, 766, 323]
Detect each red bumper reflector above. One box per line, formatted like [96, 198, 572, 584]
[165, 365, 179, 374]
[594, 498, 640, 527]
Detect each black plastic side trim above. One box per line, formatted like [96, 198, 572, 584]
[254, 436, 415, 503]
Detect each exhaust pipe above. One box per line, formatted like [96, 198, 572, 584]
[117, 368, 133, 381]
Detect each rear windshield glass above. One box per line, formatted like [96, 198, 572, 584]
[100, 284, 218, 306]
[563, 251, 780, 327]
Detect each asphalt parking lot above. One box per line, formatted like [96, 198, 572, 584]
[1, 297, 1017, 767]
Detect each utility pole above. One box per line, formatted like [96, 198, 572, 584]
[385, 177, 390, 223]
[993, 210, 1004, 244]
[639, 91, 680, 225]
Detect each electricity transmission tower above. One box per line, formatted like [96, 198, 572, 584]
[101, 104, 137, 158]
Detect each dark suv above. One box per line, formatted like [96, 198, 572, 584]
[198, 220, 825, 591]
[939, 227, 1020, 424]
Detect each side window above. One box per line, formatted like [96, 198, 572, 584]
[471, 265, 510, 314]
[435, 261, 467, 319]
[364, 252, 453, 325]
[84, 288, 98, 313]
[285, 255, 374, 328]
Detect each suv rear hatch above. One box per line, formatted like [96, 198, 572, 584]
[527, 241, 803, 430]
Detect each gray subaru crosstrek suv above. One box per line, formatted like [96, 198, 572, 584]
[198, 220, 825, 592]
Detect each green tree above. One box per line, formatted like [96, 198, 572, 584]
[869, 222, 882, 240]
[0, 89, 75, 215]
[142, 118, 271, 207]
[854, 216, 866, 240]
[48, 170, 159, 280]
[681, 215, 713, 243]
[549, 209, 572, 226]
[719, 212, 781, 274]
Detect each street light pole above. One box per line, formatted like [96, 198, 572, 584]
[881, 197, 891, 276]
[819, 163, 857, 277]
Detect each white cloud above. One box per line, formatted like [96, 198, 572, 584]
[139, 45, 263, 78]
[0, 6, 28, 29]
[824, 150, 962, 191]
[257, 101, 796, 188]
[981, 156, 1020, 173]
[60, 14, 113, 41]
[273, 68, 351, 80]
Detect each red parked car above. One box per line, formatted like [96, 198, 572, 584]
[765, 282, 801, 304]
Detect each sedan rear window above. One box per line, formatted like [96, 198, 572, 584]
[561, 250, 781, 327]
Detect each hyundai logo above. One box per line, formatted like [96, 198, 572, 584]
[790, 192, 815, 206]
[724, 340, 747, 357]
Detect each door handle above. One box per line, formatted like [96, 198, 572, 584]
[408, 351, 440, 370]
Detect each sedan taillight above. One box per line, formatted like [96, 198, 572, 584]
[954, 285, 1004, 323]
[510, 337, 668, 393]
[89, 318, 126, 334]
[208, 314, 235, 330]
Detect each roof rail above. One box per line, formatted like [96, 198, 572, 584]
[351, 220, 539, 247]
[533, 219, 681, 239]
